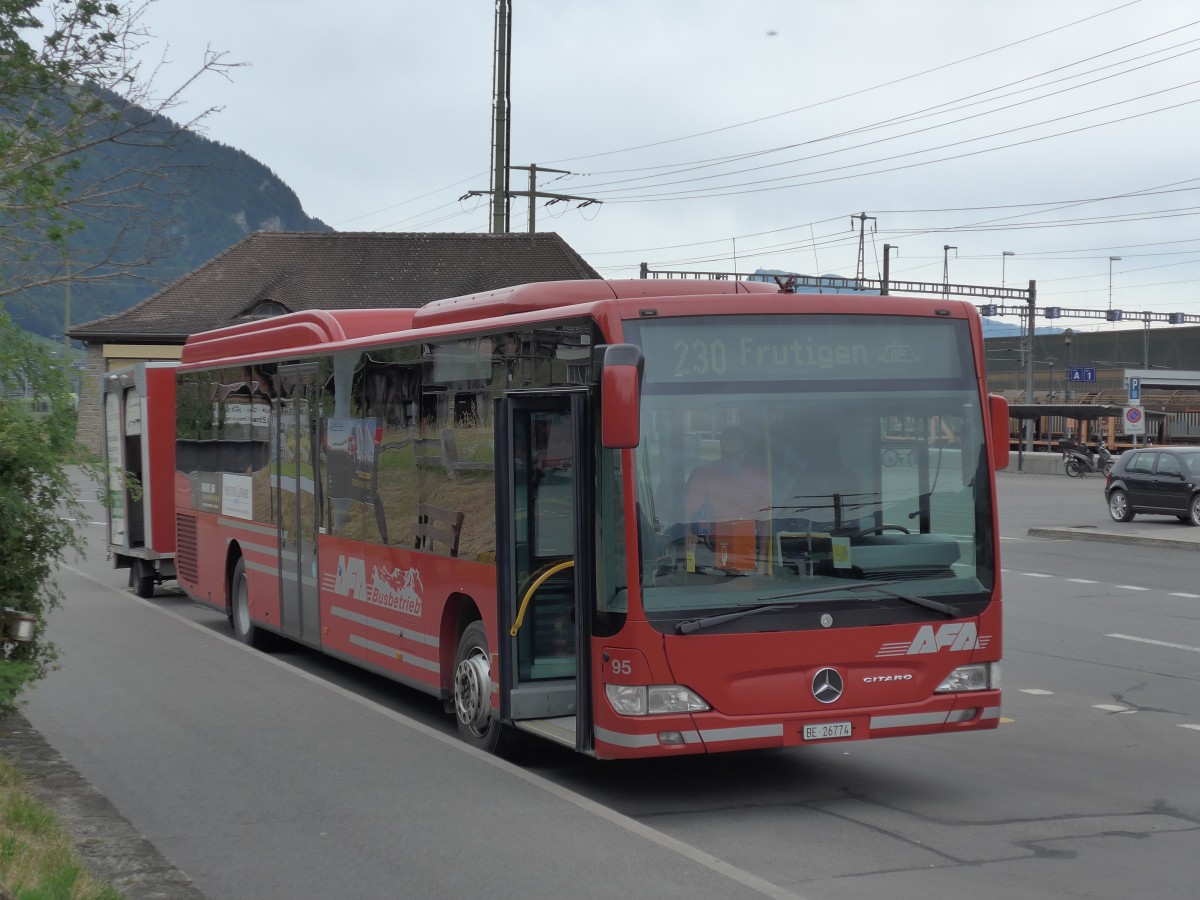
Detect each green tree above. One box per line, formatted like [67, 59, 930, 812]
[1, 0, 234, 323]
[0, 2, 227, 711]
[0, 310, 92, 714]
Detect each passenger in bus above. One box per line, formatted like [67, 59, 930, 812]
[684, 427, 771, 573]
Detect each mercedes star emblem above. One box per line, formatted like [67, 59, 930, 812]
[812, 668, 844, 704]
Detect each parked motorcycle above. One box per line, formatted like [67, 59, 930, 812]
[1063, 442, 1114, 477]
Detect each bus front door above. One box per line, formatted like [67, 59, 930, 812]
[275, 365, 322, 646]
[497, 393, 593, 753]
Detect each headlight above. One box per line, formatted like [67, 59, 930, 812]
[935, 662, 1000, 693]
[605, 684, 711, 716]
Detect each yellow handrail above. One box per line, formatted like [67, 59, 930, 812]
[509, 560, 575, 637]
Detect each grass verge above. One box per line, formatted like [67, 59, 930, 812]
[0, 757, 120, 900]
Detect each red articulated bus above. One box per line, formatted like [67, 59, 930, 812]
[171, 278, 1009, 759]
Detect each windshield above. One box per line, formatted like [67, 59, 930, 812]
[623, 313, 996, 631]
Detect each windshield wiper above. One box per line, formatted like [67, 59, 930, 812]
[674, 580, 960, 634]
[846, 582, 961, 619]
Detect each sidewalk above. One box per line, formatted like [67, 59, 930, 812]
[1027, 520, 1200, 552]
[0, 714, 204, 899]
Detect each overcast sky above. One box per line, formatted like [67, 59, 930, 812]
[134, 0, 1198, 333]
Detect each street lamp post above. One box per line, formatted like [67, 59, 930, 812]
[1063, 328, 1074, 401]
[1001, 250, 1014, 288]
[943, 244, 957, 298]
[1108, 256, 1121, 313]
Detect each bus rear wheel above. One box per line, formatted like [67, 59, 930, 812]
[453, 621, 504, 753]
[230, 558, 274, 650]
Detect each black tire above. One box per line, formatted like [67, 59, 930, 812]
[453, 621, 505, 753]
[1065, 459, 1083, 478]
[1188, 494, 1200, 527]
[1108, 489, 1135, 523]
[129, 563, 155, 598]
[230, 558, 275, 649]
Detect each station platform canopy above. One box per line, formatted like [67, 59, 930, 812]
[1005, 403, 1171, 424]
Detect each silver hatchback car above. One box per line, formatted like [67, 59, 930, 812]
[1105, 446, 1200, 525]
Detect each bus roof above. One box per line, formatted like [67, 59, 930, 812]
[177, 278, 982, 368]
[179, 279, 777, 365]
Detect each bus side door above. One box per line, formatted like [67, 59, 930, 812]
[275, 364, 322, 646]
[496, 392, 594, 753]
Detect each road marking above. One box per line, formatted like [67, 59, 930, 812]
[1108, 633, 1200, 654]
[1022, 572, 1054, 578]
[1020, 689, 1054, 695]
[1169, 592, 1200, 598]
[63, 564, 804, 900]
[1093, 704, 1135, 714]
[1179, 724, 1200, 732]
[1066, 578, 1098, 584]
[1115, 584, 1149, 591]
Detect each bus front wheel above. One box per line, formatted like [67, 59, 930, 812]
[453, 621, 504, 753]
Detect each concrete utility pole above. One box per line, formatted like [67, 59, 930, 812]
[489, 0, 512, 234]
[1024, 279, 1037, 457]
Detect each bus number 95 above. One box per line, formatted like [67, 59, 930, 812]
[674, 339, 728, 377]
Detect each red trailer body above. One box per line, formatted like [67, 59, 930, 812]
[102, 362, 178, 597]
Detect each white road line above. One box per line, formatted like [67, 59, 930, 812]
[1115, 585, 1150, 591]
[1093, 704, 1135, 714]
[1169, 592, 1200, 598]
[63, 564, 803, 900]
[1022, 572, 1054, 578]
[1108, 633, 1200, 654]
[1066, 578, 1098, 584]
[1020, 689, 1054, 695]
[1179, 724, 1200, 732]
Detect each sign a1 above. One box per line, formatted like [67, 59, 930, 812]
[1123, 405, 1145, 435]
[1068, 366, 1096, 383]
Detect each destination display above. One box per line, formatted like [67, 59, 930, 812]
[630, 315, 969, 383]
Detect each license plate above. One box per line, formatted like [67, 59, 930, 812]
[803, 721, 852, 741]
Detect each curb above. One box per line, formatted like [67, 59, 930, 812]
[1027, 527, 1200, 552]
[0, 714, 206, 900]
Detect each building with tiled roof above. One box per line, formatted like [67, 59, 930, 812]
[69, 231, 600, 450]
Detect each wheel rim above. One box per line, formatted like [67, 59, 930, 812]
[234, 575, 250, 636]
[1110, 492, 1127, 519]
[454, 645, 492, 736]
[1192, 496, 1200, 524]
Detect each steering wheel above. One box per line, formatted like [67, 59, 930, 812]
[846, 524, 911, 539]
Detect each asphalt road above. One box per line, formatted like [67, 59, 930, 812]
[8, 465, 1200, 899]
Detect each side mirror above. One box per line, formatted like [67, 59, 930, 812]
[600, 344, 643, 449]
[988, 393, 1010, 473]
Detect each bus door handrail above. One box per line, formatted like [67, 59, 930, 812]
[510, 559, 575, 637]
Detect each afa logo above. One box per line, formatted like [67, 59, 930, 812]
[906, 622, 980, 654]
[333, 555, 423, 616]
[876, 622, 991, 657]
